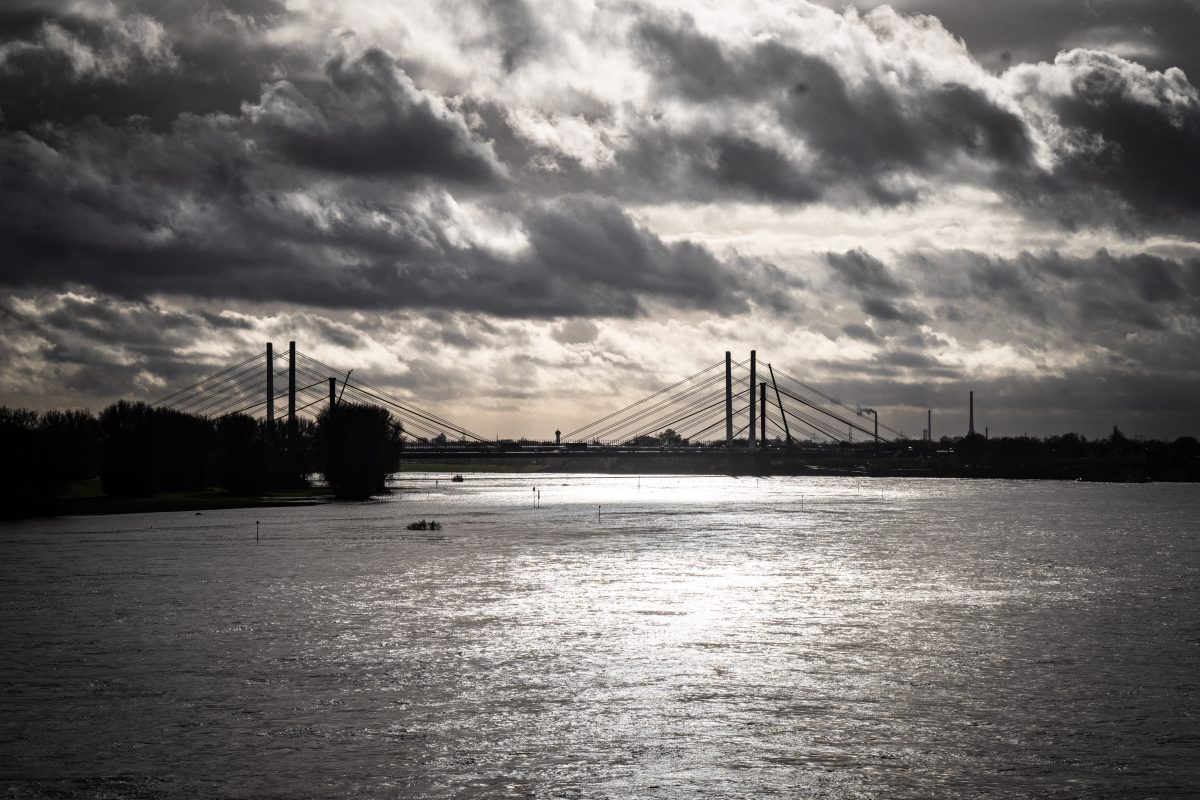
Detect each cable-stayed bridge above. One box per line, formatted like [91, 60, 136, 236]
[152, 342, 487, 445]
[564, 351, 902, 447]
[153, 344, 905, 468]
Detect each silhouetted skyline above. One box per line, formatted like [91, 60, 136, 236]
[1, 0, 1197, 440]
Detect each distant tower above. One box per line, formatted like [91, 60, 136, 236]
[968, 391, 976, 436]
[555, 429, 561, 445]
[927, 409, 932, 442]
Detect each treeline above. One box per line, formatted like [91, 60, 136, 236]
[941, 427, 1200, 481]
[1, 401, 403, 518]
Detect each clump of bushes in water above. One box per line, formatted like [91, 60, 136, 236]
[315, 402, 403, 500]
[406, 520, 442, 530]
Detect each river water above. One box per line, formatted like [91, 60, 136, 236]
[1, 476, 1197, 798]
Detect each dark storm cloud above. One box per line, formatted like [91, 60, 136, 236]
[841, 323, 880, 343]
[627, 13, 1036, 204]
[0, 102, 790, 317]
[368, 195, 797, 318]
[826, 250, 909, 295]
[876, 348, 945, 369]
[905, 248, 1200, 335]
[0, 1, 301, 131]
[247, 48, 504, 181]
[860, 297, 927, 326]
[1024, 50, 1200, 224]
[707, 137, 822, 203]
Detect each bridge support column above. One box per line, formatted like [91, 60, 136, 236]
[288, 341, 296, 438]
[748, 350, 756, 448]
[760, 382, 767, 448]
[725, 352, 733, 444]
[266, 342, 274, 426]
[329, 377, 336, 411]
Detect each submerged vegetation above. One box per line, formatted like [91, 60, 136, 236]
[315, 403, 403, 500]
[1, 400, 399, 518]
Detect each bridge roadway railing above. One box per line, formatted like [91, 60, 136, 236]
[398, 442, 898, 460]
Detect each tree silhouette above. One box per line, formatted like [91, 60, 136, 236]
[315, 403, 402, 499]
[213, 413, 269, 494]
[151, 408, 211, 491]
[99, 401, 157, 497]
[0, 408, 54, 517]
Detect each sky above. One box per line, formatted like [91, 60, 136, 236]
[1, 0, 1199, 441]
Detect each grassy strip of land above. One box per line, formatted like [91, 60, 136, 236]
[53, 479, 332, 517]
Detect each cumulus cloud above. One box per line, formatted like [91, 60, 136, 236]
[1006, 48, 1200, 225]
[243, 46, 505, 181]
[0, 12, 178, 81]
[0, 2, 306, 131]
[827, 250, 910, 295]
[0, 105, 790, 316]
[613, 8, 1037, 205]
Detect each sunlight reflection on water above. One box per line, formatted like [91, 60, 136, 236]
[1, 475, 1198, 798]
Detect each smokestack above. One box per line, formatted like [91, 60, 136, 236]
[927, 409, 931, 442]
[968, 390, 975, 436]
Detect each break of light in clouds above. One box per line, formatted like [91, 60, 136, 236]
[1, 0, 1199, 440]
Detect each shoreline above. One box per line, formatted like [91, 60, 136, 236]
[44, 481, 333, 518]
[15, 468, 1191, 521]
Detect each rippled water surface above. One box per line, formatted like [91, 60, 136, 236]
[2, 476, 1198, 798]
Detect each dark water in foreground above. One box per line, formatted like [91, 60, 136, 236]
[1, 476, 1198, 799]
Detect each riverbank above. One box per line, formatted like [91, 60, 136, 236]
[49, 479, 333, 517]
